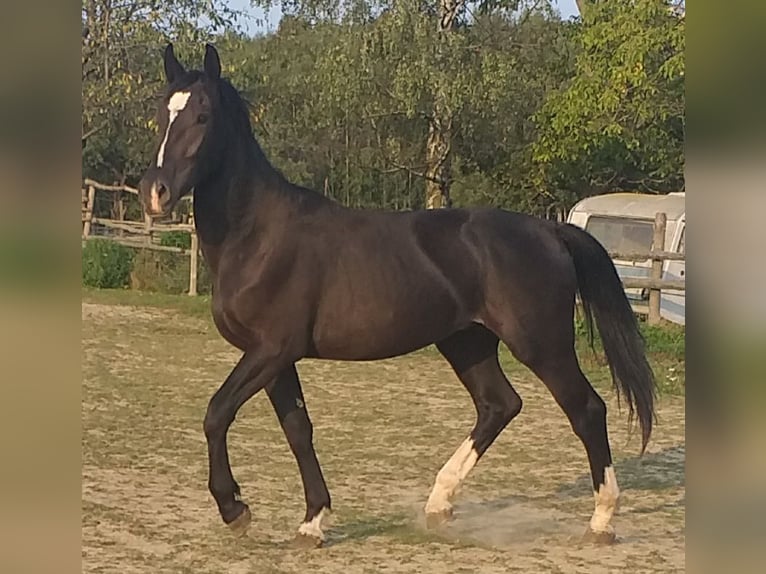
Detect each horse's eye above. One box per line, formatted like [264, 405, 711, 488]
[198, 114, 209, 124]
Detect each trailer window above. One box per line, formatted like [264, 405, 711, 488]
[585, 216, 654, 253]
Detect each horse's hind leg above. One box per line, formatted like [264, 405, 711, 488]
[425, 324, 522, 526]
[503, 318, 619, 543]
[266, 364, 331, 547]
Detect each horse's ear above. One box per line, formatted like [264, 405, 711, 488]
[163, 43, 185, 84]
[204, 44, 221, 80]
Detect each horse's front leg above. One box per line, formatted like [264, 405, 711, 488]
[266, 364, 331, 547]
[203, 347, 288, 534]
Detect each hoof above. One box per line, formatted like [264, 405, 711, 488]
[582, 528, 617, 545]
[292, 532, 324, 549]
[425, 507, 453, 529]
[226, 505, 252, 537]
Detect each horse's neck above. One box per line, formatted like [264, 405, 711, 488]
[192, 142, 282, 270]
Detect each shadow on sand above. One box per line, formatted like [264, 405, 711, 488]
[312, 445, 685, 550]
[556, 443, 686, 498]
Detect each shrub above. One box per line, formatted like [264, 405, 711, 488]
[82, 239, 134, 288]
[129, 235, 213, 295]
[159, 230, 191, 250]
[197, 258, 213, 295]
[129, 249, 190, 294]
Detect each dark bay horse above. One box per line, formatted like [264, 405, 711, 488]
[138, 44, 655, 546]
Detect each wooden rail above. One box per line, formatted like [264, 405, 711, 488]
[607, 250, 685, 262]
[621, 277, 685, 291]
[607, 212, 685, 325]
[83, 178, 138, 194]
[82, 235, 193, 254]
[91, 218, 194, 234]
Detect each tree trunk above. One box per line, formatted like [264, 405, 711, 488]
[82, 0, 99, 145]
[424, 0, 463, 209]
[424, 108, 452, 209]
[103, 0, 111, 85]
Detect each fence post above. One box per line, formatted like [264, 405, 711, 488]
[189, 224, 199, 296]
[83, 185, 96, 238]
[648, 212, 667, 325]
[144, 212, 153, 245]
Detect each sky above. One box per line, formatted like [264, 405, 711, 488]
[226, 0, 581, 36]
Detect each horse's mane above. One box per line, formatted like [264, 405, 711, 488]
[217, 78, 256, 141]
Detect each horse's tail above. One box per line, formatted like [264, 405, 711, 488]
[555, 222, 657, 453]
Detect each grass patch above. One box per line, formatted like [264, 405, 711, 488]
[330, 512, 409, 542]
[571, 317, 685, 396]
[82, 287, 212, 320]
[328, 511, 470, 548]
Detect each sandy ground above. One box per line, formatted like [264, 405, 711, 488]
[82, 302, 685, 573]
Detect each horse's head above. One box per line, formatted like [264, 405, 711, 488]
[139, 43, 223, 217]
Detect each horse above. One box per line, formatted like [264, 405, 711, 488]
[137, 43, 655, 547]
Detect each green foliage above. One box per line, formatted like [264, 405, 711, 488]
[572, 312, 685, 396]
[533, 0, 685, 206]
[81, 239, 134, 289]
[159, 231, 192, 250]
[450, 171, 505, 208]
[83, 0, 684, 217]
[129, 249, 191, 294]
[126, 245, 212, 295]
[641, 322, 686, 358]
[81, 232, 210, 296]
[235, 1, 575, 213]
[197, 258, 214, 295]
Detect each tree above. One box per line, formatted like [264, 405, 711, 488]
[533, 0, 685, 212]
[80, 0, 683, 219]
[251, 1, 556, 209]
[448, 8, 576, 214]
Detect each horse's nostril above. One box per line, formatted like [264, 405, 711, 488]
[150, 181, 170, 212]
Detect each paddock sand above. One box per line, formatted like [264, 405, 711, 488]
[82, 302, 685, 573]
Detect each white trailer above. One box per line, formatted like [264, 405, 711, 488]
[567, 192, 685, 325]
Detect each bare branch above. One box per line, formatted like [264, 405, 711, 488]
[82, 123, 107, 148]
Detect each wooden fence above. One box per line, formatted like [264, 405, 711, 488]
[83, 182, 684, 322]
[81, 179, 200, 295]
[607, 212, 685, 325]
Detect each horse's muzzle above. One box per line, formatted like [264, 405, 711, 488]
[139, 173, 172, 217]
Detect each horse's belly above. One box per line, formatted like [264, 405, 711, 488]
[310, 291, 462, 360]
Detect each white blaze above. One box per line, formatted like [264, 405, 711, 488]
[298, 507, 329, 541]
[156, 91, 192, 168]
[425, 437, 479, 515]
[590, 465, 620, 533]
